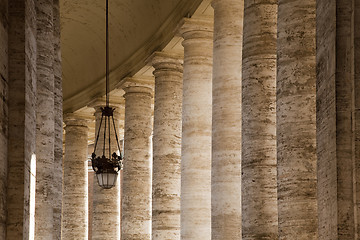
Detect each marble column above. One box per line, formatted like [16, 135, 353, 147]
[35, 0, 55, 239]
[0, 1, 8, 238]
[151, 52, 183, 239]
[91, 100, 121, 240]
[317, 0, 356, 239]
[241, 0, 278, 239]
[122, 79, 153, 240]
[179, 18, 213, 240]
[53, 0, 63, 239]
[6, 0, 37, 239]
[277, 0, 317, 239]
[211, 1, 243, 239]
[62, 115, 89, 239]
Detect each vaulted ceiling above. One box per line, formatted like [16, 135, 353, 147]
[60, 0, 206, 112]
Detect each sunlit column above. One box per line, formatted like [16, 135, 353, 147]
[62, 114, 89, 239]
[151, 52, 183, 239]
[179, 18, 213, 240]
[211, 0, 243, 239]
[122, 78, 153, 240]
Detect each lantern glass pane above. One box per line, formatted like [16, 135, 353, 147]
[96, 172, 118, 189]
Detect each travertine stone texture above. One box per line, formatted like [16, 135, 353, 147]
[317, 0, 356, 239]
[62, 115, 89, 239]
[117, 102, 125, 239]
[151, 52, 183, 240]
[355, 1, 360, 237]
[179, 18, 213, 240]
[277, 0, 318, 239]
[6, 0, 37, 239]
[211, 1, 242, 239]
[53, 1, 63, 239]
[0, 1, 8, 238]
[122, 82, 153, 240]
[91, 101, 120, 240]
[35, 0, 55, 239]
[88, 170, 94, 240]
[241, 0, 278, 239]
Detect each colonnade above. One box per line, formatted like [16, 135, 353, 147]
[1, 0, 360, 239]
[62, 0, 359, 239]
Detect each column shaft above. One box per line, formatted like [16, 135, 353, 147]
[356, 0, 360, 237]
[0, 1, 8, 238]
[277, 0, 318, 239]
[88, 169, 94, 240]
[317, 0, 356, 238]
[241, 0, 278, 239]
[211, 1, 243, 239]
[6, 0, 37, 239]
[179, 18, 213, 240]
[53, 0, 63, 238]
[152, 52, 183, 239]
[35, 0, 55, 238]
[92, 104, 120, 240]
[62, 117, 89, 239]
[122, 83, 153, 240]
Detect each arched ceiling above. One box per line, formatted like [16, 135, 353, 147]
[60, 0, 204, 112]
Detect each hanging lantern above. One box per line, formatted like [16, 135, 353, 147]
[91, 0, 122, 189]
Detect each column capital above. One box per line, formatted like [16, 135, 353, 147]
[151, 51, 183, 80]
[122, 77, 154, 97]
[151, 51, 183, 70]
[64, 113, 90, 128]
[178, 18, 213, 41]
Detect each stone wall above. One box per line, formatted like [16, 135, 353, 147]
[0, 0, 8, 238]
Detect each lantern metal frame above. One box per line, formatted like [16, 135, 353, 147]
[91, 0, 123, 189]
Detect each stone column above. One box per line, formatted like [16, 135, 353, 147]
[0, 1, 8, 238]
[241, 0, 278, 239]
[91, 100, 121, 240]
[53, 0, 63, 239]
[151, 52, 183, 239]
[211, 1, 243, 239]
[88, 167, 94, 240]
[35, 0, 55, 239]
[179, 18, 213, 240]
[356, 1, 360, 237]
[277, 0, 317, 239]
[6, 0, 37, 239]
[122, 79, 153, 240]
[118, 103, 124, 239]
[62, 115, 89, 239]
[317, 0, 356, 239]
